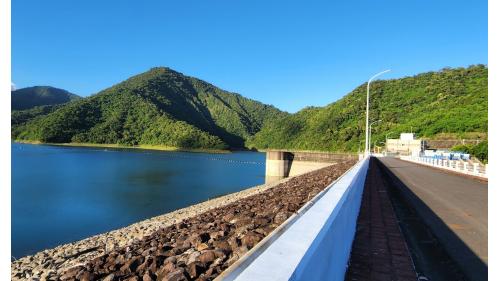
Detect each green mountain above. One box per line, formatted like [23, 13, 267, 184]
[12, 86, 81, 110]
[248, 65, 488, 152]
[12, 67, 286, 150]
[12, 104, 64, 127]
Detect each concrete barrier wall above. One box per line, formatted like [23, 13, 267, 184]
[290, 151, 357, 162]
[265, 151, 357, 182]
[288, 161, 332, 177]
[221, 157, 370, 281]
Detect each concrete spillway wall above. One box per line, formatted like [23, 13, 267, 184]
[265, 151, 357, 182]
[219, 156, 369, 281]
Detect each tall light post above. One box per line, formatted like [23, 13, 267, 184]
[369, 119, 382, 154]
[365, 70, 390, 157]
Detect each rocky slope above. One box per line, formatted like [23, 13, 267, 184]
[12, 160, 356, 281]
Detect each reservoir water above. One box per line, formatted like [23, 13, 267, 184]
[11, 143, 265, 258]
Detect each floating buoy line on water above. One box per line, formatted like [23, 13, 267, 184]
[150, 152, 266, 165]
[17, 144, 266, 165]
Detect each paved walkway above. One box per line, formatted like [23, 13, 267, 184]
[379, 157, 488, 280]
[345, 158, 416, 281]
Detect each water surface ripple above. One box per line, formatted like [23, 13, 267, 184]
[12, 143, 265, 258]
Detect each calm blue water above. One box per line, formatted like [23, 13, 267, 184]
[12, 143, 265, 258]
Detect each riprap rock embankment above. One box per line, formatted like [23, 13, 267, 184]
[12, 160, 356, 281]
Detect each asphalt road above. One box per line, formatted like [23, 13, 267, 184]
[378, 157, 488, 280]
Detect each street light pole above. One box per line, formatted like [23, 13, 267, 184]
[365, 70, 391, 157]
[369, 119, 382, 154]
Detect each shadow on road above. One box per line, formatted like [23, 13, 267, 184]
[376, 158, 487, 281]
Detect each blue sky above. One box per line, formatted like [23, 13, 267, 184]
[12, 0, 487, 113]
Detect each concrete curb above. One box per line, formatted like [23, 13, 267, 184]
[217, 157, 369, 281]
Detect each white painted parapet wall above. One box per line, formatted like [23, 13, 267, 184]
[400, 156, 488, 179]
[217, 157, 370, 281]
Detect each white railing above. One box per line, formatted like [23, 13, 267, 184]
[400, 156, 487, 179]
[217, 157, 370, 281]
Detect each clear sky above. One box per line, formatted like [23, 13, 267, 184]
[12, 0, 487, 113]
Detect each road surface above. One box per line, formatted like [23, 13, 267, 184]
[378, 157, 487, 280]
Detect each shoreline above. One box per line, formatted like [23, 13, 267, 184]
[13, 140, 232, 154]
[14, 140, 363, 155]
[11, 176, 293, 280]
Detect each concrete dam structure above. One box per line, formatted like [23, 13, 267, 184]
[265, 150, 357, 182]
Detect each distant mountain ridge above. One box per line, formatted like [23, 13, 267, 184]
[12, 67, 287, 150]
[12, 86, 81, 110]
[247, 65, 488, 152]
[12, 65, 487, 151]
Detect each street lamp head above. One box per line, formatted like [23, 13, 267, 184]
[368, 70, 391, 84]
[365, 69, 390, 156]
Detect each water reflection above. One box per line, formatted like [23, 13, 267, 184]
[126, 170, 174, 186]
[12, 143, 265, 258]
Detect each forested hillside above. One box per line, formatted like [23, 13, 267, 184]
[12, 86, 80, 110]
[12, 67, 286, 150]
[248, 65, 488, 152]
[12, 65, 487, 152]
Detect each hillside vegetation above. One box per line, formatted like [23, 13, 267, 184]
[248, 65, 487, 152]
[451, 141, 488, 163]
[12, 65, 487, 152]
[12, 67, 286, 150]
[12, 86, 81, 110]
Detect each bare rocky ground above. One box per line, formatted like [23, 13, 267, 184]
[12, 160, 356, 281]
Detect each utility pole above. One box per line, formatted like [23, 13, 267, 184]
[365, 70, 390, 157]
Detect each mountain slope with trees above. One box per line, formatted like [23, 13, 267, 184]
[12, 67, 286, 150]
[12, 86, 81, 110]
[12, 65, 487, 152]
[248, 65, 488, 152]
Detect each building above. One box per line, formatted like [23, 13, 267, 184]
[386, 133, 425, 156]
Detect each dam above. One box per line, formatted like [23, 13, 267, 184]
[265, 150, 358, 182]
[12, 149, 486, 280]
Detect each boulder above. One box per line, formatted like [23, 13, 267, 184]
[156, 262, 176, 280]
[196, 243, 209, 251]
[102, 273, 115, 281]
[186, 251, 201, 264]
[119, 257, 142, 274]
[186, 262, 205, 279]
[142, 271, 153, 281]
[273, 211, 291, 225]
[163, 268, 187, 281]
[241, 232, 263, 248]
[198, 251, 216, 264]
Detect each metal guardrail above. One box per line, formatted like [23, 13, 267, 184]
[400, 156, 488, 179]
